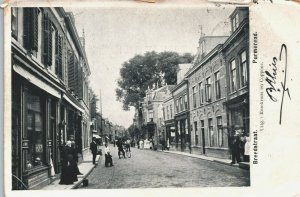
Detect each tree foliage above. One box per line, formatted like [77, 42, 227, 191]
[116, 51, 194, 110]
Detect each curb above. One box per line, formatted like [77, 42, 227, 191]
[159, 150, 249, 170]
[72, 155, 102, 189]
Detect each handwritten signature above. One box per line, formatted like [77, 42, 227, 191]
[265, 44, 291, 124]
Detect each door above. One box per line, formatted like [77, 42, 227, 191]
[202, 130, 205, 154]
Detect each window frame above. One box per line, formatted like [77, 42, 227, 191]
[240, 50, 248, 87]
[215, 71, 221, 100]
[230, 59, 237, 92]
[205, 77, 212, 102]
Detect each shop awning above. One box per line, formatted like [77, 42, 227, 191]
[93, 134, 101, 139]
[62, 94, 84, 113]
[13, 64, 61, 98]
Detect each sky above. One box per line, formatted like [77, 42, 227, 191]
[66, 6, 234, 128]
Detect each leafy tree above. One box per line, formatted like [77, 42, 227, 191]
[116, 51, 194, 110]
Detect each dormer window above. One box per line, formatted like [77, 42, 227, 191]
[232, 13, 239, 32]
[199, 41, 206, 58]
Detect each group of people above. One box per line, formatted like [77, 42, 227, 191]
[59, 137, 134, 185]
[137, 138, 153, 150]
[231, 134, 250, 164]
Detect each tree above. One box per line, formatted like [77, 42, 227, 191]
[116, 51, 194, 110]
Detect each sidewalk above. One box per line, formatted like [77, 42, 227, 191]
[43, 151, 101, 190]
[157, 149, 250, 170]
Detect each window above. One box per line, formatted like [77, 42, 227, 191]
[217, 117, 223, 147]
[166, 106, 169, 120]
[240, 51, 248, 87]
[184, 94, 188, 110]
[26, 91, 45, 169]
[179, 97, 183, 112]
[200, 41, 206, 58]
[194, 121, 198, 146]
[232, 13, 239, 32]
[208, 118, 214, 147]
[170, 104, 173, 118]
[199, 82, 204, 105]
[215, 71, 221, 100]
[11, 8, 18, 39]
[23, 8, 39, 53]
[149, 111, 153, 121]
[176, 99, 179, 113]
[205, 77, 211, 102]
[192, 86, 196, 108]
[230, 59, 237, 92]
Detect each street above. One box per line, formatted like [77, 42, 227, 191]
[79, 146, 250, 189]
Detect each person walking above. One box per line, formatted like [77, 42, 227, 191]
[244, 136, 250, 162]
[104, 144, 113, 167]
[90, 137, 98, 165]
[116, 138, 125, 159]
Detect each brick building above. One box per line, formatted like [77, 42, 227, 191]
[11, 8, 91, 189]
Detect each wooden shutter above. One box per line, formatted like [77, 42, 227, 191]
[55, 34, 63, 79]
[23, 8, 31, 50]
[43, 13, 52, 66]
[31, 8, 39, 51]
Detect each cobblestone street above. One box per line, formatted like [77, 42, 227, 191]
[79, 146, 250, 189]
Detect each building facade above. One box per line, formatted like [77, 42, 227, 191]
[223, 7, 249, 140]
[171, 64, 192, 152]
[187, 42, 229, 159]
[11, 8, 91, 190]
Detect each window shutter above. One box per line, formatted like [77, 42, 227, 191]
[55, 32, 59, 74]
[43, 13, 52, 66]
[31, 8, 39, 51]
[23, 8, 31, 50]
[58, 35, 63, 79]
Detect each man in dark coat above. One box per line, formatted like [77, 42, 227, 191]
[90, 137, 97, 165]
[116, 138, 125, 159]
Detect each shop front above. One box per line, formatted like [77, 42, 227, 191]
[11, 68, 62, 190]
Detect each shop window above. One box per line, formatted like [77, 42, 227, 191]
[230, 59, 237, 92]
[208, 118, 214, 147]
[215, 71, 221, 100]
[240, 50, 248, 87]
[217, 116, 223, 147]
[26, 92, 45, 169]
[11, 8, 18, 39]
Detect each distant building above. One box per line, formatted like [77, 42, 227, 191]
[171, 64, 192, 152]
[142, 85, 175, 147]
